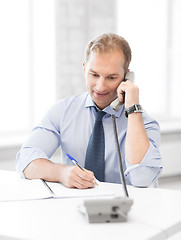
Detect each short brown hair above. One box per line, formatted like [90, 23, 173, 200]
[85, 33, 132, 71]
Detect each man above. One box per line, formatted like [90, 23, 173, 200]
[16, 33, 162, 189]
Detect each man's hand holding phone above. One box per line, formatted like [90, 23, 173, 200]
[117, 79, 139, 109]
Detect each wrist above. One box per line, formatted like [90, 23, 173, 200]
[125, 104, 143, 118]
[57, 164, 70, 183]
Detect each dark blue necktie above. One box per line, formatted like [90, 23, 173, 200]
[85, 108, 106, 182]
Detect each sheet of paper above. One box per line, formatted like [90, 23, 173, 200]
[0, 170, 51, 201]
[46, 181, 122, 198]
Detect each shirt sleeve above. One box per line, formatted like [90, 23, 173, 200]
[16, 102, 61, 177]
[124, 113, 162, 187]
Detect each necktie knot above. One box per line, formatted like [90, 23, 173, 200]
[95, 110, 106, 122]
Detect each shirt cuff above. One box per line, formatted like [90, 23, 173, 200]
[124, 143, 162, 186]
[16, 147, 50, 178]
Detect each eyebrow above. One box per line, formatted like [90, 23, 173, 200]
[89, 69, 98, 74]
[89, 69, 120, 76]
[107, 73, 120, 76]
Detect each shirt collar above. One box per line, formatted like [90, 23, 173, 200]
[85, 93, 95, 108]
[85, 92, 124, 118]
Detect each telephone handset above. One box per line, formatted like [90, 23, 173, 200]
[110, 71, 135, 112]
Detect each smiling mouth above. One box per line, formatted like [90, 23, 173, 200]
[94, 91, 108, 98]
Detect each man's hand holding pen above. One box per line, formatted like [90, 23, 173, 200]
[60, 165, 96, 189]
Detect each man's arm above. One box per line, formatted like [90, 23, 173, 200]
[17, 100, 96, 189]
[125, 112, 150, 164]
[117, 80, 150, 164]
[24, 158, 96, 189]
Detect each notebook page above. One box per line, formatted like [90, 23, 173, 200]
[0, 170, 51, 201]
[46, 181, 120, 198]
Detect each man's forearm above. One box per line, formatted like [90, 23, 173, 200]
[23, 158, 96, 189]
[125, 113, 150, 165]
[23, 159, 65, 182]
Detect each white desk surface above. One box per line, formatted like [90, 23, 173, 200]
[0, 170, 181, 240]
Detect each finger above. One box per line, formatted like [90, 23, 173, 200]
[71, 172, 95, 189]
[84, 169, 95, 179]
[71, 181, 87, 189]
[84, 169, 98, 184]
[71, 167, 96, 187]
[117, 81, 127, 101]
[74, 166, 95, 182]
[117, 80, 129, 93]
[73, 178, 95, 189]
[117, 87, 125, 103]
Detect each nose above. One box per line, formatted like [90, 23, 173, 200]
[95, 76, 106, 92]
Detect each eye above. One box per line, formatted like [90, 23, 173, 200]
[90, 73, 99, 78]
[107, 76, 117, 80]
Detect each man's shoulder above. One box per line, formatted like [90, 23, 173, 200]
[61, 92, 89, 104]
[54, 92, 89, 110]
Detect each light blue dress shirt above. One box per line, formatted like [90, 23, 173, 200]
[16, 92, 162, 187]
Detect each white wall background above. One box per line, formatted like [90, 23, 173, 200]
[0, 0, 181, 178]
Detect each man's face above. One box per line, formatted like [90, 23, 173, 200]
[84, 50, 125, 110]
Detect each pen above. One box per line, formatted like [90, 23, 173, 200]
[66, 153, 84, 171]
[66, 153, 98, 186]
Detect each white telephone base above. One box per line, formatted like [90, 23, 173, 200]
[78, 196, 133, 223]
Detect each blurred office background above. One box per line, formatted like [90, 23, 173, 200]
[0, 0, 181, 190]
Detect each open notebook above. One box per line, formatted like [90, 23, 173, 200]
[0, 170, 122, 202]
[0, 171, 50, 201]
